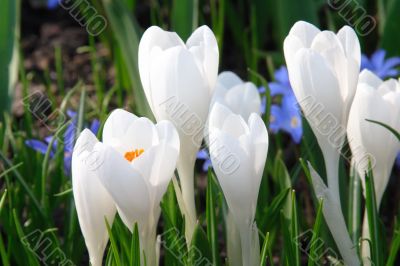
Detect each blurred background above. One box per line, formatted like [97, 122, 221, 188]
[1, 0, 400, 265]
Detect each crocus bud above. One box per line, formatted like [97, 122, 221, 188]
[348, 70, 400, 206]
[208, 103, 268, 266]
[211, 71, 261, 120]
[138, 25, 219, 241]
[72, 129, 116, 266]
[284, 20, 361, 201]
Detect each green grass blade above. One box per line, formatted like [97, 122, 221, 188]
[365, 164, 383, 266]
[0, 0, 20, 119]
[190, 223, 213, 265]
[206, 168, 220, 266]
[291, 190, 300, 266]
[386, 219, 399, 266]
[101, 0, 152, 117]
[366, 119, 400, 142]
[105, 217, 121, 266]
[130, 223, 141, 266]
[171, 0, 197, 40]
[259, 231, 270, 266]
[308, 199, 324, 266]
[0, 152, 45, 218]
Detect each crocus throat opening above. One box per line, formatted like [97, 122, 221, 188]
[124, 149, 144, 162]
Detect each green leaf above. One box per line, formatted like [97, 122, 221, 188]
[291, 191, 300, 266]
[308, 199, 324, 266]
[366, 119, 400, 142]
[105, 217, 122, 266]
[206, 169, 220, 266]
[381, 0, 400, 56]
[171, 0, 198, 40]
[258, 188, 290, 233]
[0, 0, 19, 118]
[101, 0, 153, 117]
[189, 223, 213, 266]
[386, 219, 400, 266]
[365, 163, 384, 266]
[274, 0, 318, 44]
[259, 231, 270, 266]
[0, 152, 45, 219]
[130, 223, 141, 266]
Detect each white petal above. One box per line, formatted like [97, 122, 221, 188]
[187, 25, 219, 93]
[102, 109, 138, 145]
[287, 21, 320, 48]
[248, 113, 269, 178]
[138, 26, 185, 109]
[132, 142, 179, 204]
[95, 144, 151, 232]
[72, 129, 116, 266]
[208, 102, 234, 131]
[221, 113, 249, 138]
[224, 82, 261, 119]
[120, 117, 158, 153]
[209, 129, 255, 221]
[155, 120, 180, 151]
[337, 25, 361, 66]
[359, 69, 383, 88]
[217, 71, 243, 89]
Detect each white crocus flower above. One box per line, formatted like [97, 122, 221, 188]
[211, 71, 261, 120]
[283, 21, 361, 266]
[98, 109, 179, 266]
[73, 109, 180, 266]
[284, 21, 361, 201]
[208, 103, 268, 266]
[72, 130, 116, 266]
[347, 70, 400, 262]
[138, 25, 219, 241]
[348, 70, 400, 206]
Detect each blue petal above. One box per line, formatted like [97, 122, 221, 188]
[371, 49, 386, 69]
[25, 140, 54, 157]
[379, 57, 400, 78]
[64, 120, 77, 153]
[258, 86, 266, 94]
[202, 159, 212, 172]
[67, 109, 77, 119]
[197, 149, 209, 159]
[269, 83, 289, 97]
[47, 0, 59, 9]
[274, 66, 290, 85]
[89, 119, 101, 135]
[361, 54, 373, 71]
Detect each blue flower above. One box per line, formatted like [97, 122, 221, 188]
[259, 66, 303, 143]
[361, 49, 400, 79]
[197, 149, 212, 172]
[25, 110, 100, 176]
[47, 0, 59, 9]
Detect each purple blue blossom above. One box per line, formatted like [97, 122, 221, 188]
[47, 0, 59, 9]
[197, 149, 212, 172]
[25, 110, 100, 176]
[260, 66, 303, 144]
[361, 49, 400, 79]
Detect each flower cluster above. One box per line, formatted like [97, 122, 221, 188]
[58, 22, 400, 266]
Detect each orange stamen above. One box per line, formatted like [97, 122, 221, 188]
[124, 148, 144, 162]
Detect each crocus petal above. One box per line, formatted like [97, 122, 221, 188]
[186, 25, 219, 93]
[217, 71, 243, 89]
[138, 26, 185, 109]
[95, 144, 151, 232]
[102, 109, 138, 145]
[72, 129, 116, 266]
